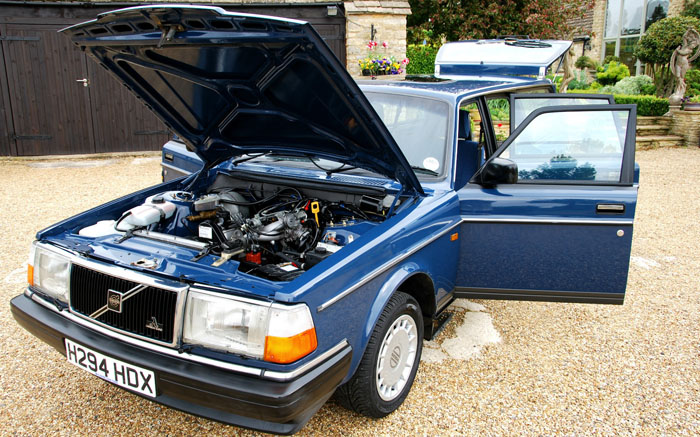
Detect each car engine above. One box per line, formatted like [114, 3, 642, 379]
[80, 175, 396, 281]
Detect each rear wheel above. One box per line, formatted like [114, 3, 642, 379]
[335, 292, 423, 417]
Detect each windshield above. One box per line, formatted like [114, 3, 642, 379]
[364, 92, 450, 176]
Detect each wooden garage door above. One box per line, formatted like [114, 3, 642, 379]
[0, 19, 169, 156]
[0, 4, 346, 156]
[1, 23, 95, 155]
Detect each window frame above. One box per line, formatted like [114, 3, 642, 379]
[602, 0, 669, 75]
[509, 93, 615, 133]
[471, 104, 637, 186]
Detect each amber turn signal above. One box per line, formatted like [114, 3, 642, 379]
[27, 264, 34, 286]
[264, 328, 318, 364]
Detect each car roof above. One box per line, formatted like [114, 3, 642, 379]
[357, 77, 554, 103]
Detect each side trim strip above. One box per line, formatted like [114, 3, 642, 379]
[317, 215, 633, 312]
[28, 289, 347, 381]
[453, 287, 624, 304]
[317, 220, 462, 312]
[460, 217, 634, 225]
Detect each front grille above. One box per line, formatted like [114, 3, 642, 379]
[70, 264, 178, 344]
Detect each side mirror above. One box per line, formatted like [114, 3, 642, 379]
[474, 157, 518, 187]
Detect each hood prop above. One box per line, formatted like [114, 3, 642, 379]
[157, 25, 182, 49]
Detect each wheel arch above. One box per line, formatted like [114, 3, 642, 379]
[361, 263, 436, 349]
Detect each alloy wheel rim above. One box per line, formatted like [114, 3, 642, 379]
[375, 314, 418, 401]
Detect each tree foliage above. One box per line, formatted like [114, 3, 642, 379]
[635, 16, 700, 65]
[407, 0, 593, 44]
[683, 0, 700, 19]
[406, 44, 439, 74]
[634, 16, 700, 96]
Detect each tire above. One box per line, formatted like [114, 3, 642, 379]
[334, 291, 423, 418]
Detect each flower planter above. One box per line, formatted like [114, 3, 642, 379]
[683, 102, 700, 111]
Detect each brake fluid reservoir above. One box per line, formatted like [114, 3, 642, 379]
[120, 195, 176, 230]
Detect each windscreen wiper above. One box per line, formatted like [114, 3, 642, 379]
[411, 166, 439, 176]
[232, 152, 270, 166]
[308, 157, 358, 176]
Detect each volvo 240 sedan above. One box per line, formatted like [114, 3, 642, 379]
[12, 5, 638, 435]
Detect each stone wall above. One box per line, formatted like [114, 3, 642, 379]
[345, 12, 407, 77]
[588, 0, 607, 64]
[344, 1, 410, 77]
[670, 109, 700, 148]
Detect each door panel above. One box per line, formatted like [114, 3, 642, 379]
[455, 105, 638, 304]
[87, 62, 169, 153]
[2, 23, 94, 155]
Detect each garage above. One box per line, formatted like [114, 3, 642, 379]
[0, 2, 346, 156]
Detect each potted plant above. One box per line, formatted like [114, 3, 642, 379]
[682, 95, 700, 111]
[358, 41, 409, 78]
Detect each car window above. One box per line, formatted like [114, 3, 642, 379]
[511, 96, 613, 131]
[486, 97, 509, 145]
[499, 109, 628, 182]
[365, 92, 450, 176]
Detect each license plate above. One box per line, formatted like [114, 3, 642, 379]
[65, 338, 156, 397]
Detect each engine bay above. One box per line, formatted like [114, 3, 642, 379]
[79, 174, 398, 281]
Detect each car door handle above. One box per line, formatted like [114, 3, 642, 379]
[596, 203, 625, 214]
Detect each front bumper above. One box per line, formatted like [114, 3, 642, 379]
[11, 292, 351, 435]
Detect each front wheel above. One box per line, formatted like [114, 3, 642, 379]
[335, 292, 423, 417]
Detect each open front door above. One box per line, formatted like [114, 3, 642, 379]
[455, 104, 638, 304]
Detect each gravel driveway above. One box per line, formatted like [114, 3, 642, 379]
[1, 149, 698, 435]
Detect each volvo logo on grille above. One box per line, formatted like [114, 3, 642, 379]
[90, 284, 148, 319]
[146, 316, 163, 332]
[107, 289, 124, 313]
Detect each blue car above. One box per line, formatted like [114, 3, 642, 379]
[11, 5, 638, 435]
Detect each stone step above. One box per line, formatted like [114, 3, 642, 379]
[637, 115, 672, 127]
[636, 124, 672, 136]
[635, 135, 685, 149]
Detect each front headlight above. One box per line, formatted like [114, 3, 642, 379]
[28, 243, 71, 303]
[183, 290, 317, 363]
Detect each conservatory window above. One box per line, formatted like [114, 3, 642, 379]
[603, 0, 669, 75]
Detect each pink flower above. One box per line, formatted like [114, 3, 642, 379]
[402, 58, 410, 65]
[382, 41, 389, 48]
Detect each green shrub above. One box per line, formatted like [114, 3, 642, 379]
[566, 89, 669, 116]
[683, 0, 700, 19]
[406, 44, 438, 75]
[575, 55, 597, 70]
[611, 75, 655, 95]
[614, 95, 669, 116]
[687, 69, 700, 96]
[603, 55, 620, 65]
[567, 70, 591, 90]
[596, 61, 630, 85]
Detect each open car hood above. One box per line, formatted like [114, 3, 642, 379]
[63, 5, 423, 194]
[435, 39, 572, 80]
